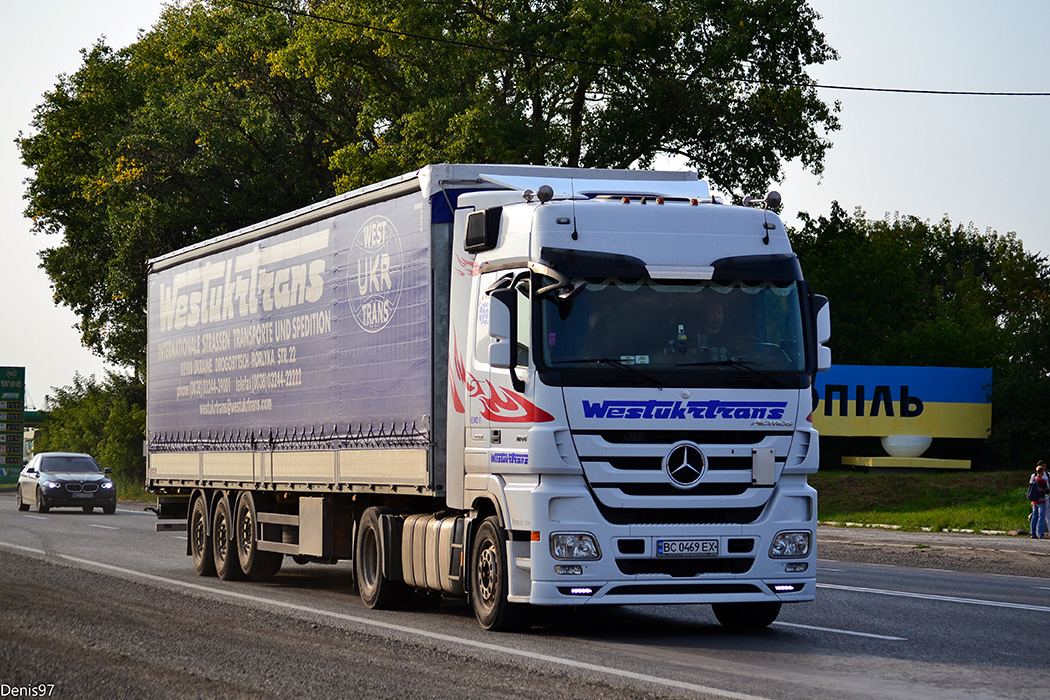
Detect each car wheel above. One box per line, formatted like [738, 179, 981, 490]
[212, 495, 245, 581]
[16, 488, 29, 512]
[235, 492, 282, 579]
[711, 601, 782, 630]
[102, 504, 116, 515]
[470, 516, 530, 631]
[83, 506, 94, 513]
[355, 507, 410, 610]
[190, 495, 215, 577]
[36, 488, 50, 514]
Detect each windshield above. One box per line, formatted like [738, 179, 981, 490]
[40, 455, 102, 474]
[539, 279, 806, 375]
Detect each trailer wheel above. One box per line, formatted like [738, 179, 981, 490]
[470, 517, 530, 632]
[711, 601, 782, 630]
[355, 507, 409, 609]
[212, 495, 245, 581]
[190, 495, 215, 577]
[235, 492, 283, 579]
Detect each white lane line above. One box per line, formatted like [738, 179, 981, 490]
[818, 583, 1050, 613]
[773, 622, 906, 641]
[88, 524, 119, 530]
[0, 540, 771, 700]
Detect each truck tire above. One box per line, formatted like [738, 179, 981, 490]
[711, 601, 782, 630]
[190, 495, 216, 577]
[212, 495, 245, 581]
[355, 507, 409, 609]
[470, 517, 530, 631]
[235, 492, 283, 579]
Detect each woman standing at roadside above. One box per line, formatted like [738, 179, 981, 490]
[1029, 462, 1049, 539]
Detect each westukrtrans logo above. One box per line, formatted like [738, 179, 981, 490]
[347, 215, 403, 333]
[581, 399, 788, 421]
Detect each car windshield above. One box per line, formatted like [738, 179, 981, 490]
[539, 279, 806, 374]
[39, 455, 101, 474]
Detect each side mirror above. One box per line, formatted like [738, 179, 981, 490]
[814, 295, 832, 372]
[488, 288, 516, 370]
[104, 467, 112, 475]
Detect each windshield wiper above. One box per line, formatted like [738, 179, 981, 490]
[551, 357, 665, 388]
[677, 359, 786, 386]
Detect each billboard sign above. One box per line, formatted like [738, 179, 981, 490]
[813, 365, 992, 439]
[0, 366, 25, 480]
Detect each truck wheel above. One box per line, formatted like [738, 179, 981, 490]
[355, 507, 409, 609]
[235, 492, 283, 579]
[470, 517, 530, 631]
[212, 495, 245, 581]
[711, 601, 782, 630]
[190, 496, 216, 577]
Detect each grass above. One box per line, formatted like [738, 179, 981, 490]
[811, 469, 1037, 533]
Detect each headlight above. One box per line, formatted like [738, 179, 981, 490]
[550, 533, 601, 560]
[41, 480, 62, 490]
[101, 482, 114, 490]
[770, 531, 811, 558]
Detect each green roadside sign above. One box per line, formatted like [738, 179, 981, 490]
[0, 366, 25, 483]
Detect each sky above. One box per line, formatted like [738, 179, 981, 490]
[2, 0, 1049, 408]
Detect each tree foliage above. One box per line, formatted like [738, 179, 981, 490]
[32, 372, 146, 490]
[18, 0, 839, 373]
[791, 204, 1050, 467]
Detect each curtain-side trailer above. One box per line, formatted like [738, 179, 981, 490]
[147, 163, 831, 630]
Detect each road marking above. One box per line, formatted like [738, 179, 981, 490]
[24, 515, 47, 520]
[88, 524, 119, 530]
[773, 621, 906, 641]
[818, 583, 1050, 613]
[0, 540, 771, 700]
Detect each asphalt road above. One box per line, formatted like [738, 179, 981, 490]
[0, 493, 1046, 700]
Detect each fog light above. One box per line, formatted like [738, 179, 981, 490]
[550, 533, 601, 560]
[570, 587, 594, 596]
[785, 562, 808, 573]
[772, 583, 803, 593]
[770, 531, 811, 558]
[555, 565, 583, 575]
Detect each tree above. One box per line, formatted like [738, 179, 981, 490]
[791, 204, 1050, 467]
[32, 372, 146, 490]
[19, 0, 839, 373]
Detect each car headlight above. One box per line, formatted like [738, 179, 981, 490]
[550, 533, 601, 560]
[770, 531, 811, 558]
[101, 482, 114, 490]
[41, 480, 62, 490]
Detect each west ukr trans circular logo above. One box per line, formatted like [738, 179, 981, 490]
[347, 215, 403, 333]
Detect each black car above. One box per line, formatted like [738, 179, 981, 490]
[16, 452, 117, 514]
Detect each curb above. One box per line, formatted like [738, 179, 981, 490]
[818, 520, 1023, 537]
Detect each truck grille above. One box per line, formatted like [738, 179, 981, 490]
[573, 430, 796, 525]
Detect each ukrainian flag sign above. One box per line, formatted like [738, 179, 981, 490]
[813, 365, 992, 439]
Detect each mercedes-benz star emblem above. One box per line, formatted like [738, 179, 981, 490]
[664, 442, 706, 489]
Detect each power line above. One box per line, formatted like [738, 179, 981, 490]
[236, 0, 1050, 97]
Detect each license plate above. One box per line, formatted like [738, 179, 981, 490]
[657, 539, 718, 557]
[72, 492, 93, 499]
